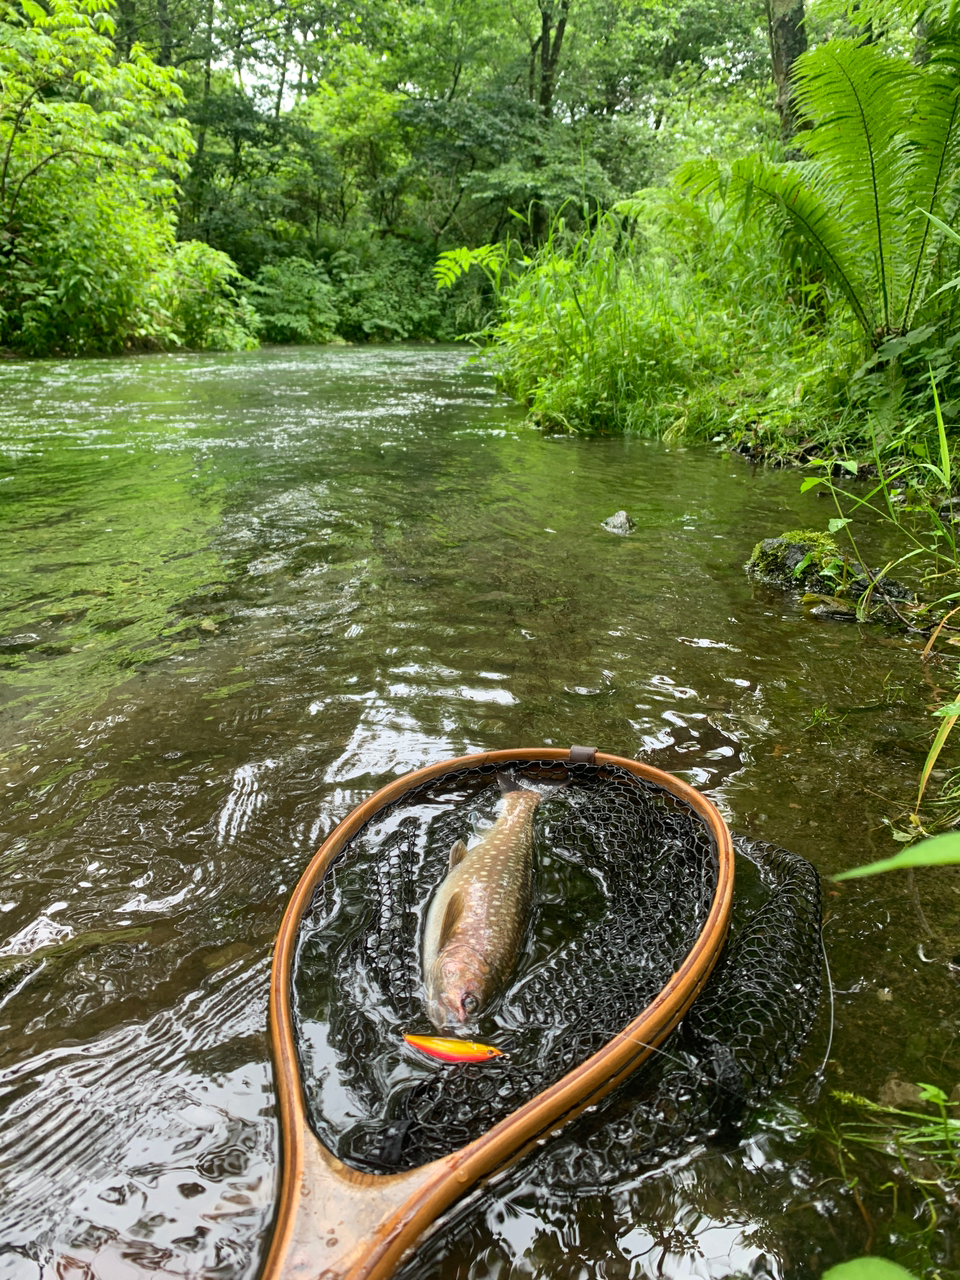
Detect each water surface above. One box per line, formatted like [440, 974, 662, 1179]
[1, 346, 958, 1279]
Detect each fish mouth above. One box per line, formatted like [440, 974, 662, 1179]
[426, 997, 466, 1031]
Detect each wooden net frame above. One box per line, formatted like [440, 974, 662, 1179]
[263, 748, 734, 1280]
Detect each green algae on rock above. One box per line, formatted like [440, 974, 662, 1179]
[746, 530, 917, 620]
[747, 530, 863, 593]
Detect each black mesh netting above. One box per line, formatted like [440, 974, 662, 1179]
[292, 759, 821, 1182]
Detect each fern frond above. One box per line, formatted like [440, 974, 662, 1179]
[433, 248, 475, 290]
[674, 158, 726, 202]
[433, 244, 505, 290]
[794, 39, 916, 331]
[723, 155, 876, 337]
[901, 41, 960, 325]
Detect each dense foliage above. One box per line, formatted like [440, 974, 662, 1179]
[469, 9, 960, 461]
[1, 0, 776, 356]
[0, 0, 194, 352]
[4, 0, 960, 468]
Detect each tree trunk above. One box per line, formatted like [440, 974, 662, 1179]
[528, 1, 571, 242]
[155, 0, 172, 65]
[537, 0, 570, 118]
[765, 0, 807, 141]
[115, 0, 136, 59]
[183, 0, 215, 233]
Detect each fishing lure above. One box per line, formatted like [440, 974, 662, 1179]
[403, 1033, 504, 1063]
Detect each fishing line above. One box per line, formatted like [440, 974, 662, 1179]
[811, 930, 835, 1091]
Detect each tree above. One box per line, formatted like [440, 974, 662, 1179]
[0, 0, 192, 235]
[765, 0, 807, 140]
[1, 0, 776, 348]
[531, 0, 571, 116]
[0, 0, 195, 352]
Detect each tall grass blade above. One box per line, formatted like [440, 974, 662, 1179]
[916, 711, 958, 814]
[834, 830, 960, 879]
[931, 367, 951, 491]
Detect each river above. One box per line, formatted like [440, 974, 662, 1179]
[1, 346, 957, 1279]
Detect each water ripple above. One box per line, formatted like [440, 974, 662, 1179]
[0, 962, 274, 1278]
[1, 346, 954, 1280]
[217, 760, 278, 847]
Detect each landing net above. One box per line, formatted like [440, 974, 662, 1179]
[292, 758, 820, 1175]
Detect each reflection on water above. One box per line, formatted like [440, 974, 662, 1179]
[1, 346, 958, 1278]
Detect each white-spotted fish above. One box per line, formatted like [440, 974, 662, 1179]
[422, 775, 541, 1029]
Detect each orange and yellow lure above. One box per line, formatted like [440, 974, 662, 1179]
[403, 1033, 504, 1063]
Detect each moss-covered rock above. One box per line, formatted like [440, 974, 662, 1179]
[748, 530, 857, 594]
[746, 529, 916, 610]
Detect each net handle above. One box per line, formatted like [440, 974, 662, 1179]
[264, 748, 735, 1280]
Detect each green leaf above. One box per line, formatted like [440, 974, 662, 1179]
[433, 244, 503, 291]
[931, 367, 951, 489]
[792, 551, 815, 578]
[822, 1260, 920, 1280]
[916, 206, 960, 250]
[934, 701, 960, 716]
[916, 1081, 949, 1105]
[828, 517, 852, 532]
[834, 831, 960, 880]
[916, 711, 959, 807]
[800, 477, 824, 493]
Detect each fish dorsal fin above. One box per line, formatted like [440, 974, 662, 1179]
[438, 890, 464, 952]
[448, 839, 469, 869]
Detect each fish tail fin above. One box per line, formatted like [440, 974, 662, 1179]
[496, 770, 567, 796]
[496, 771, 525, 794]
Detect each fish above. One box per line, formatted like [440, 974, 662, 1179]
[422, 774, 542, 1029]
[403, 1033, 504, 1063]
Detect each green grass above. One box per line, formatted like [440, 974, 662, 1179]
[480, 193, 857, 443]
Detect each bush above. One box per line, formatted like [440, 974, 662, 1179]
[481, 197, 851, 442]
[0, 0, 195, 356]
[161, 241, 260, 351]
[0, 173, 176, 355]
[246, 257, 339, 343]
[482, 209, 724, 434]
[326, 238, 451, 341]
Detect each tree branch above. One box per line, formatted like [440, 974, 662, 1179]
[5, 147, 86, 227]
[1, 82, 53, 206]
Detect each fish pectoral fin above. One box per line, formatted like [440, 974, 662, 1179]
[437, 890, 464, 952]
[448, 839, 469, 869]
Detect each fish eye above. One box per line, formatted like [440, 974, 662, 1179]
[461, 994, 480, 1015]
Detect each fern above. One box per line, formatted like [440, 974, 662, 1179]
[680, 154, 874, 334]
[901, 36, 960, 325]
[794, 40, 915, 332]
[433, 244, 506, 290]
[683, 37, 960, 350]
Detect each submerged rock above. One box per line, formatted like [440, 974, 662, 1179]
[803, 593, 860, 621]
[601, 510, 636, 535]
[878, 1075, 925, 1109]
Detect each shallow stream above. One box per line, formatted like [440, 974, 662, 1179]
[1, 346, 958, 1279]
